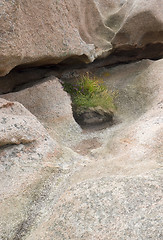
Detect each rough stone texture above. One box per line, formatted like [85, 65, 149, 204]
[75, 59, 163, 179]
[0, 0, 162, 76]
[25, 174, 163, 240]
[0, 59, 162, 240]
[0, 0, 163, 237]
[0, 98, 63, 239]
[0, 97, 60, 187]
[1, 76, 82, 144]
[26, 59, 163, 240]
[1, 77, 72, 123]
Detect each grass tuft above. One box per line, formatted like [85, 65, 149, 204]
[62, 73, 116, 113]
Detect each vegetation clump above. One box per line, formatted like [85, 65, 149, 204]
[62, 73, 116, 115]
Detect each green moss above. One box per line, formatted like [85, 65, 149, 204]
[62, 73, 116, 113]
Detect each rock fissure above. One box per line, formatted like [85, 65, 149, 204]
[0, 43, 163, 95]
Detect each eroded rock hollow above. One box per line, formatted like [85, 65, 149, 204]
[0, 0, 163, 239]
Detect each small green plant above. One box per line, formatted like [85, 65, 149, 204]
[62, 73, 116, 113]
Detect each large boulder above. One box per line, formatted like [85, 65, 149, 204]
[0, 0, 162, 76]
[0, 0, 110, 76]
[1, 76, 82, 145]
[0, 97, 62, 239]
[0, 97, 60, 192]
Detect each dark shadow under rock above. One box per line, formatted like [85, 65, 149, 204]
[73, 106, 114, 128]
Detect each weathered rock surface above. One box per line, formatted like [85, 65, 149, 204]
[0, 0, 162, 76]
[25, 174, 163, 240]
[111, 0, 163, 49]
[0, 0, 163, 238]
[0, 97, 63, 239]
[26, 59, 163, 240]
[0, 98, 59, 149]
[1, 76, 81, 145]
[0, 59, 162, 240]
